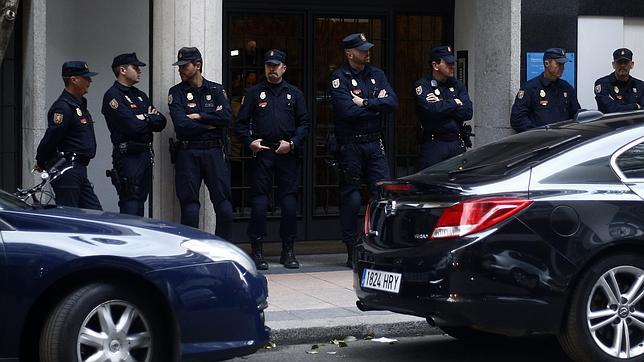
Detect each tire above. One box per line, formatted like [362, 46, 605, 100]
[559, 253, 644, 362]
[39, 283, 171, 362]
[439, 326, 506, 343]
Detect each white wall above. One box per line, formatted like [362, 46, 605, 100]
[45, 0, 150, 212]
[578, 16, 644, 111]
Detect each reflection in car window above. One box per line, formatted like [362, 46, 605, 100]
[0, 189, 30, 209]
[616, 142, 644, 179]
[420, 128, 590, 176]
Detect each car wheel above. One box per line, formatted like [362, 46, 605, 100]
[439, 326, 506, 343]
[39, 283, 170, 362]
[559, 253, 644, 362]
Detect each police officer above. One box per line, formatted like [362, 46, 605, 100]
[329, 33, 398, 268]
[168, 47, 233, 240]
[594, 48, 644, 113]
[414, 46, 473, 169]
[511, 48, 580, 132]
[235, 49, 310, 270]
[102, 53, 166, 216]
[35, 61, 102, 210]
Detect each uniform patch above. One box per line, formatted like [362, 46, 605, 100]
[168, 94, 173, 104]
[517, 90, 525, 99]
[109, 98, 118, 109]
[371, 78, 376, 84]
[332, 79, 340, 89]
[206, 94, 212, 101]
[539, 90, 546, 98]
[431, 80, 438, 87]
[258, 101, 268, 108]
[287, 94, 292, 100]
[634, 88, 638, 93]
[540, 100, 549, 106]
[415, 85, 423, 95]
[76, 108, 83, 117]
[260, 91, 266, 100]
[449, 87, 455, 92]
[80, 117, 87, 124]
[594, 84, 601, 94]
[351, 79, 358, 87]
[187, 92, 194, 101]
[434, 89, 441, 96]
[563, 91, 568, 98]
[53, 113, 63, 124]
[187, 102, 196, 108]
[614, 86, 620, 94]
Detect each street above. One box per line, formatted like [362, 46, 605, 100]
[234, 335, 572, 361]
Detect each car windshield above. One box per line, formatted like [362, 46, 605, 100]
[420, 127, 595, 176]
[0, 189, 31, 209]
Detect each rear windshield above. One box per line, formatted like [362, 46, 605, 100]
[0, 189, 30, 209]
[420, 127, 596, 177]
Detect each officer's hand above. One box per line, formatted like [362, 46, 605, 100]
[187, 113, 201, 121]
[250, 139, 270, 153]
[33, 163, 43, 173]
[377, 89, 388, 98]
[350, 92, 364, 107]
[426, 93, 439, 103]
[454, 98, 463, 106]
[148, 106, 159, 115]
[275, 140, 291, 154]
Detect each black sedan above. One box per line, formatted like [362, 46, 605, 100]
[0, 190, 269, 361]
[354, 111, 644, 362]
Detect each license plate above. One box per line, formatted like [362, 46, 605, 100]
[361, 268, 402, 293]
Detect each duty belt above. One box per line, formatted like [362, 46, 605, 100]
[424, 132, 461, 142]
[115, 141, 151, 154]
[62, 152, 91, 166]
[337, 132, 382, 145]
[177, 139, 224, 149]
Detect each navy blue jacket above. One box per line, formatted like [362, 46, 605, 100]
[36, 90, 97, 167]
[329, 64, 398, 137]
[168, 77, 231, 141]
[102, 82, 166, 145]
[511, 73, 580, 133]
[235, 79, 310, 149]
[414, 75, 473, 135]
[594, 73, 644, 113]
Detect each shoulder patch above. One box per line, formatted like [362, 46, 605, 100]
[416, 85, 423, 95]
[517, 90, 525, 99]
[332, 79, 340, 89]
[594, 84, 601, 94]
[168, 94, 173, 105]
[53, 113, 64, 125]
[109, 98, 119, 109]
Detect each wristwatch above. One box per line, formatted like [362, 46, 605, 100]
[362, 99, 369, 107]
[289, 141, 294, 151]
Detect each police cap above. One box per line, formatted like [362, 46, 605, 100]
[111, 52, 146, 68]
[264, 49, 287, 65]
[431, 46, 455, 64]
[342, 33, 374, 51]
[613, 48, 633, 62]
[173, 47, 202, 66]
[543, 48, 569, 64]
[62, 61, 98, 77]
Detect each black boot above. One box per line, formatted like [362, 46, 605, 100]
[280, 243, 300, 269]
[346, 243, 354, 269]
[251, 238, 269, 270]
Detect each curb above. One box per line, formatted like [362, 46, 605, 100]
[268, 319, 442, 345]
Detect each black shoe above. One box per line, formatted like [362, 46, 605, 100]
[346, 257, 353, 269]
[280, 245, 300, 269]
[346, 243, 354, 269]
[251, 239, 269, 270]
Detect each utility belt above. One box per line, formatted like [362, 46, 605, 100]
[115, 141, 151, 155]
[423, 132, 461, 143]
[62, 152, 91, 166]
[336, 132, 382, 145]
[175, 139, 224, 150]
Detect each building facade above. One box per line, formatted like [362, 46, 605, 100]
[3, 0, 643, 243]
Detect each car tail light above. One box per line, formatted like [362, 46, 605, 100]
[381, 182, 415, 192]
[363, 201, 373, 235]
[430, 197, 533, 239]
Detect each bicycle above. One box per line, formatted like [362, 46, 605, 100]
[15, 153, 74, 206]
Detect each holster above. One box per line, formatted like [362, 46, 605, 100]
[169, 137, 178, 164]
[459, 124, 475, 149]
[106, 169, 122, 194]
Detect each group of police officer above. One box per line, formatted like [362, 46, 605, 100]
[34, 32, 643, 271]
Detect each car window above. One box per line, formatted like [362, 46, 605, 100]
[0, 189, 30, 209]
[615, 141, 644, 180]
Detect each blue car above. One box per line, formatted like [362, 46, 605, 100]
[0, 190, 269, 361]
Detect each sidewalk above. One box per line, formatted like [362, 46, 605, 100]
[260, 253, 440, 345]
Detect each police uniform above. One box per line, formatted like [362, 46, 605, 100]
[35, 61, 102, 210]
[329, 33, 398, 267]
[168, 47, 233, 240]
[102, 53, 166, 216]
[511, 48, 580, 133]
[415, 46, 473, 170]
[235, 49, 311, 270]
[594, 48, 644, 113]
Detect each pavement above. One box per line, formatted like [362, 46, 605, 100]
[258, 252, 441, 345]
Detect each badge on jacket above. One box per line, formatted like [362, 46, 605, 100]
[53, 113, 64, 124]
[332, 79, 340, 89]
[594, 84, 601, 94]
[109, 98, 119, 109]
[416, 86, 423, 95]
